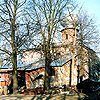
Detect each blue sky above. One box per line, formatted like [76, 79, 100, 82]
[77, 0, 100, 26]
[77, 0, 100, 55]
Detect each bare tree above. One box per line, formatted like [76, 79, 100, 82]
[60, 8, 100, 84]
[27, 0, 77, 90]
[0, 0, 34, 93]
[77, 10, 100, 82]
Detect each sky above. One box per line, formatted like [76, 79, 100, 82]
[77, 0, 100, 26]
[76, 0, 100, 57]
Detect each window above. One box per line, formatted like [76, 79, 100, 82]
[66, 34, 68, 39]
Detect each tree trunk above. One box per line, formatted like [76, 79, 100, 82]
[69, 60, 72, 86]
[11, 11, 18, 93]
[70, 28, 77, 86]
[44, 59, 51, 91]
[43, 42, 51, 91]
[71, 51, 75, 86]
[11, 51, 18, 94]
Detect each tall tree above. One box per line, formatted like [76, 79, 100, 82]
[28, 0, 76, 90]
[60, 8, 100, 84]
[0, 0, 33, 93]
[77, 10, 100, 82]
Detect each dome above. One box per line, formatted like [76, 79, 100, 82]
[60, 14, 78, 28]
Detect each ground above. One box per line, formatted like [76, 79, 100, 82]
[0, 92, 100, 100]
[0, 93, 99, 100]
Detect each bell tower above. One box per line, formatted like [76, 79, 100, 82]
[60, 14, 78, 45]
[61, 27, 78, 45]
